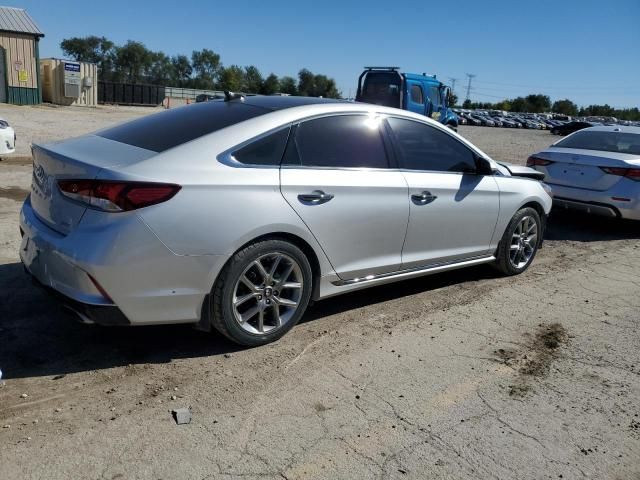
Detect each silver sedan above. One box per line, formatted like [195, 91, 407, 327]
[528, 126, 640, 220]
[20, 96, 552, 346]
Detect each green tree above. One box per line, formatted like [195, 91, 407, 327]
[261, 73, 280, 95]
[218, 65, 245, 91]
[296, 69, 340, 98]
[191, 49, 221, 89]
[243, 66, 263, 93]
[146, 51, 173, 85]
[60, 36, 115, 80]
[525, 94, 551, 113]
[551, 99, 578, 116]
[279, 76, 297, 95]
[462, 99, 472, 109]
[170, 55, 192, 86]
[297, 69, 316, 96]
[115, 41, 153, 83]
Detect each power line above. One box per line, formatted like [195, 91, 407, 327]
[448, 77, 458, 93]
[465, 73, 476, 101]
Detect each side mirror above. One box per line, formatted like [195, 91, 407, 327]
[475, 157, 494, 175]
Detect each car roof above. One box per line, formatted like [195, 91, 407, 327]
[240, 95, 347, 111]
[578, 125, 640, 134]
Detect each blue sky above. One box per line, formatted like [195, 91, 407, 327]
[8, 0, 640, 107]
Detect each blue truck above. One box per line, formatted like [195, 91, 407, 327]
[355, 66, 458, 130]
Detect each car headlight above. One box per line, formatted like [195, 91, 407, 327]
[0, 120, 9, 129]
[541, 182, 554, 197]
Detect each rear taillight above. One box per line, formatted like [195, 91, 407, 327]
[600, 167, 640, 181]
[526, 156, 554, 167]
[58, 180, 181, 212]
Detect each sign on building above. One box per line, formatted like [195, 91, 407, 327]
[63, 61, 81, 98]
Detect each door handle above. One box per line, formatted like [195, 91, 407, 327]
[411, 190, 438, 205]
[297, 190, 334, 205]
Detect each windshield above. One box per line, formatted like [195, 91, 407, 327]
[358, 72, 401, 108]
[555, 130, 640, 155]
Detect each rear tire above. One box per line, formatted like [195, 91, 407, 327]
[211, 239, 313, 346]
[493, 207, 541, 276]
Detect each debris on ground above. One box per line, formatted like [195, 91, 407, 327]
[172, 407, 192, 425]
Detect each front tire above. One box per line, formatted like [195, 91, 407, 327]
[494, 207, 541, 276]
[211, 239, 313, 346]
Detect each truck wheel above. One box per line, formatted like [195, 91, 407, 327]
[446, 123, 458, 132]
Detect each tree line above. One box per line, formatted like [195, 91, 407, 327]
[60, 36, 341, 98]
[460, 94, 640, 121]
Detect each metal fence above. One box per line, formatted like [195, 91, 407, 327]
[98, 81, 166, 106]
[164, 86, 226, 100]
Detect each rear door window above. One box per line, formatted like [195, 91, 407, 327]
[284, 115, 389, 169]
[387, 117, 477, 173]
[231, 128, 290, 166]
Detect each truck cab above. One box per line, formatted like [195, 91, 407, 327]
[355, 66, 458, 130]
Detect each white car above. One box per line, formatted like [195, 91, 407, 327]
[20, 96, 552, 346]
[0, 117, 15, 154]
[528, 126, 640, 220]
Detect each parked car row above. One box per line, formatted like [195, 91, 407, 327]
[454, 109, 570, 130]
[454, 109, 640, 135]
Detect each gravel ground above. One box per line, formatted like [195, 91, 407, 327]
[0, 103, 160, 158]
[0, 106, 639, 480]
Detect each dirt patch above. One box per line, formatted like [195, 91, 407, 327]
[0, 156, 32, 165]
[0, 186, 29, 202]
[494, 323, 568, 397]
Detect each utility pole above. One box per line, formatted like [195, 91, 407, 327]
[448, 77, 458, 93]
[465, 73, 476, 101]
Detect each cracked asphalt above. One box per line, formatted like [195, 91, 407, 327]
[0, 112, 639, 479]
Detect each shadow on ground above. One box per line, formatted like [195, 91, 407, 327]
[545, 209, 640, 242]
[1, 210, 637, 380]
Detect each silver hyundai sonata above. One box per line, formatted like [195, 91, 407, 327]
[20, 96, 552, 345]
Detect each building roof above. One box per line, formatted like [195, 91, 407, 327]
[0, 6, 44, 37]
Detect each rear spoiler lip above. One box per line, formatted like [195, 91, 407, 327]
[497, 161, 546, 181]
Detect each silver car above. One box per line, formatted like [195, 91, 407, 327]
[20, 96, 552, 346]
[528, 126, 640, 220]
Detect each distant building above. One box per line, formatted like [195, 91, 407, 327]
[0, 6, 44, 105]
[41, 58, 98, 107]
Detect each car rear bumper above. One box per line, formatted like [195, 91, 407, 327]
[20, 195, 229, 325]
[548, 183, 640, 220]
[27, 270, 131, 325]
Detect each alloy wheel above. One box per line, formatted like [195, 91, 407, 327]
[509, 216, 538, 269]
[231, 253, 304, 335]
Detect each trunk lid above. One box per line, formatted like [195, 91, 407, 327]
[30, 135, 156, 234]
[535, 148, 640, 191]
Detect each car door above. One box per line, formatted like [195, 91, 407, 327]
[405, 81, 426, 116]
[385, 116, 500, 269]
[280, 114, 409, 280]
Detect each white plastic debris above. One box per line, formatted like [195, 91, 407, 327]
[172, 407, 192, 425]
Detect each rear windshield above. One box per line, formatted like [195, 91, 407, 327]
[555, 131, 640, 155]
[97, 101, 269, 152]
[359, 72, 401, 108]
